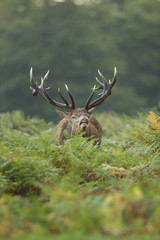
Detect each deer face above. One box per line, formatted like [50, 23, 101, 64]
[56, 108, 94, 136]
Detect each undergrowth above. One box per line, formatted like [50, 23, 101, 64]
[0, 110, 160, 239]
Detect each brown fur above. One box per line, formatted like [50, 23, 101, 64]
[54, 108, 102, 145]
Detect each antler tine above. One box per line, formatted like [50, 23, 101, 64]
[113, 66, 117, 81]
[58, 87, 70, 107]
[31, 69, 54, 103]
[95, 77, 103, 89]
[84, 85, 96, 110]
[30, 68, 76, 110]
[97, 69, 109, 90]
[30, 67, 38, 96]
[44, 70, 50, 80]
[97, 69, 106, 82]
[41, 71, 51, 92]
[84, 67, 117, 110]
[65, 84, 75, 109]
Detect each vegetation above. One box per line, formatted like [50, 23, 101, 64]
[0, 0, 159, 120]
[0, 110, 160, 240]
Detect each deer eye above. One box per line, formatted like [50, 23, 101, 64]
[72, 116, 76, 119]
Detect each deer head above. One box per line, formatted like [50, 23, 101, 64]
[56, 108, 95, 137]
[30, 67, 117, 145]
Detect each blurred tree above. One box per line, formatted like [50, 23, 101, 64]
[115, 0, 160, 108]
[0, 0, 159, 121]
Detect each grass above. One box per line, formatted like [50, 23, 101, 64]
[0, 110, 160, 239]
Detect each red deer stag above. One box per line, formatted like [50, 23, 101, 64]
[30, 67, 117, 145]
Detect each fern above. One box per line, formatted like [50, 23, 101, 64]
[0, 110, 160, 239]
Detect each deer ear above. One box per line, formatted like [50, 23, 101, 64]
[88, 108, 94, 115]
[56, 109, 70, 119]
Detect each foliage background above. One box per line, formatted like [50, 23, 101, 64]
[0, 0, 160, 121]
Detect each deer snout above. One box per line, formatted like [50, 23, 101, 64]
[80, 116, 89, 127]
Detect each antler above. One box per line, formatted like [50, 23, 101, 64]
[30, 68, 75, 110]
[84, 67, 117, 110]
